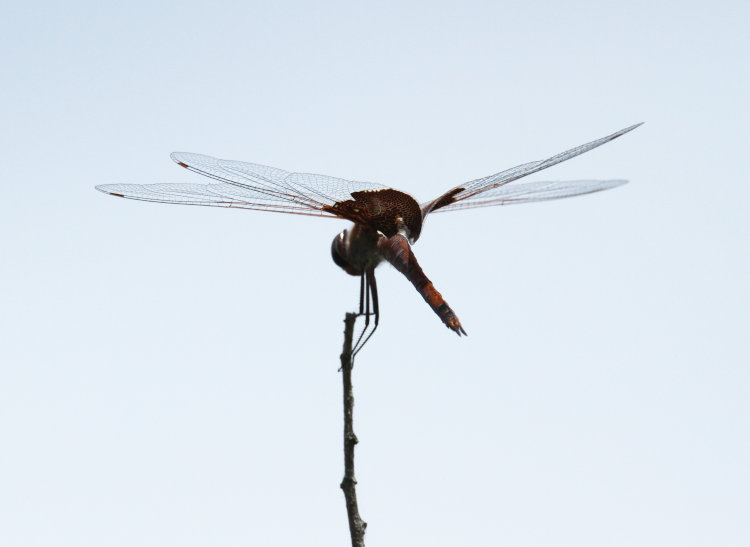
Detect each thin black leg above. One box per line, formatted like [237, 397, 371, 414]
[352, 272, 372, 355]
[358, 273, 365, 315]
[370, 271, 379, 327]
[353, 270, 379, 357]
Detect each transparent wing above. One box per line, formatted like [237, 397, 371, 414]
[428, 179, 627, 212]
[95, 182, 334, 216]
[171, 152, 390, 208]
[96, 152, 390, 218]
[422, 123, 641, 215]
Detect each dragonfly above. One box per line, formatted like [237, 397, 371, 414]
[97, 123, 641, 354]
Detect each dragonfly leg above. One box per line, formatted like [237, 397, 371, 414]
[353, 270, 379, 357]
[358, 272, 365, 315]
[351, 273, 371, 355]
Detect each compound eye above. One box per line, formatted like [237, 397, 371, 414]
[331, 230, 350, 270]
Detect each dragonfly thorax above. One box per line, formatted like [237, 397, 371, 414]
[326, 189, 424, 242]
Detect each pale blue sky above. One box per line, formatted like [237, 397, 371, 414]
[1, 1, 748, 546]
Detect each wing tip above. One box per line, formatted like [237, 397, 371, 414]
[621, 122, 645, 135]
[170, 151, 190, 168]
[94, 185, 124, 197]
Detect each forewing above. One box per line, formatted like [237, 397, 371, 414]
[422, 123, 641, 215]
[172, 152, 390, 209]
[427, 179, 627, 212]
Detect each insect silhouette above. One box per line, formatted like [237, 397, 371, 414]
[97, 123, 641, 353]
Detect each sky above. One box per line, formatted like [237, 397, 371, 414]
[1, 1, 748, 546]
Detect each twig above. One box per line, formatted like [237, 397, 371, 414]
[340, 312, 367, 547]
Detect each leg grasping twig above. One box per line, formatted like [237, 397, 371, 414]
[351, 273, 372, 355]
[353, 270, 379, 358]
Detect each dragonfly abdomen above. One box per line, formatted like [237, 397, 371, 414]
[377, 234, 466, 336]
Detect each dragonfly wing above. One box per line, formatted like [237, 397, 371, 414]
[172, 152, 328, 210]
[171, 152, 292, 185]
[171, 152, 391, 207]
[95, 182, 337, 217]
[98, 152, 392, 219]
[422, 123, 641, 215]
[426, 179, 627, 212]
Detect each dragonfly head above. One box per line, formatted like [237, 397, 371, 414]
[331, 229, 361, 276]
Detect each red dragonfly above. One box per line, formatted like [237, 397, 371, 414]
[97, 123, 641, 353]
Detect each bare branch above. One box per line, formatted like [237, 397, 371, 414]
[340, 312, 367, 546]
